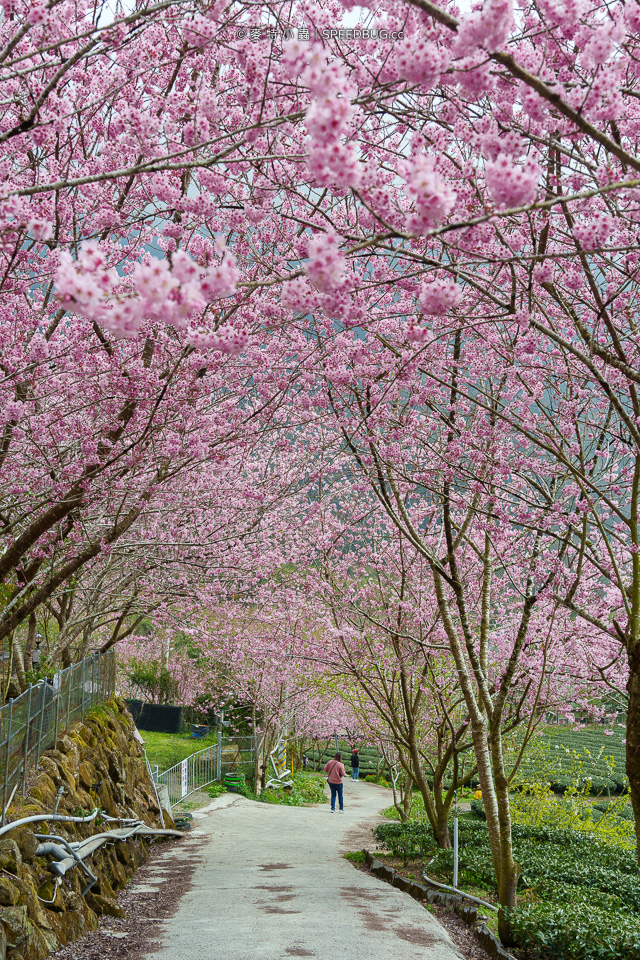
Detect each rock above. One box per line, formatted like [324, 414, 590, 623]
[114, 843, 133, 869]
[5, 679, 21, 700]
[0, 922, 6, 960]
[0, 841, 22, 874]
[11, 831, 38, 864]
[36, 759, 59, 786]
[0, 904, 27, 946]
[77, 761, 97, 791]
[107, 752, 125, 784]
[91, 873, 115, 900]
[84, 894, 124, 919]
[12, 876, 50, 928]
[29, 774, 56, 808]
[0, 905, 47, 958]
[392, 874, 411, 893]
[107, 856, 127, 891]
[47, 753, 76, 791]
[54, 737, 73, 757]
[0, 881, 19, 907]
[36, 881, 63, 913]
[54, 739, 79, 777]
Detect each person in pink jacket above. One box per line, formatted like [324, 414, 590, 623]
[324, 752, 346, 812]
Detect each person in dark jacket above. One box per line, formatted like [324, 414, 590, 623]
[350, 748, 360, 781]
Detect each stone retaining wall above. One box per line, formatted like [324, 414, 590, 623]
[0, 698, 176, 960]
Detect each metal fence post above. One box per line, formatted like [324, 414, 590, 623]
[66, 667, 71, 730]
[453, 789, 459, 889]
[80, 658, 86, 721]
[2, 699, 14, 826]
[22, 684, 32, 796]
[91, 654, 96, 708]
[217, 727, 222, 782]
[96, 653, 102, 703]
[35, 683, 45, 770]
[53, 685, 60, 748]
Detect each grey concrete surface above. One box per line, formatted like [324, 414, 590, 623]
[141, 780, 462, 960]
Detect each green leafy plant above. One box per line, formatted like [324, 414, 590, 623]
[362, 773, 390, 787]
[206, 783, 227, 799]
[260, 772, 327, 806]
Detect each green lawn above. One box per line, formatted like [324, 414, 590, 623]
[141, 729, 218, 773]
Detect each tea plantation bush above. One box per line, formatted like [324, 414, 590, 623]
[310, 741, 388, 778]
[515, 725, 627, 795]
[373, 820, 640, 960]
[592, 799, 635, 822]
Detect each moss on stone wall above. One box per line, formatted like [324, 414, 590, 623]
[0, 698, 176, 960]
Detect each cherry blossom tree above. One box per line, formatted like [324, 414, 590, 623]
[5, 0, 640, 915]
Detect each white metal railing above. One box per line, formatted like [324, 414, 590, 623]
[153, 735, 254, 806]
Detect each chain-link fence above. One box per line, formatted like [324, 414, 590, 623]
[0, 649, 116, 822]
[155, 734, 255, 806]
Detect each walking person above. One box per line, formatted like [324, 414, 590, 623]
[350, 748, 360, 781]
[324, 752, 346, 812]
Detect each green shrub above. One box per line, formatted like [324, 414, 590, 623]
[506, 903, 640, 960]
[259, 787, 301, 805]
[362, 773, 390, 787]
[206, 783, 227, 799]
[506, 725, 628, 797]
[292, 772, 327, 804]
[509, 784, 636, 849]
[233, 779, 259, 801]
[260, 772, 327, 807]
[592, 799, 635, 822]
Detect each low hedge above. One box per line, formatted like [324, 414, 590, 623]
[592, 799, 635, 822]
[506, 903, 640, 960]
[373, 820, 640, 960]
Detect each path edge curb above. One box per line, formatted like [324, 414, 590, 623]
[363, 850, 517, 960]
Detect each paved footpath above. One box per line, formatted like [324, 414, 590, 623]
[139, 780, 462, 960]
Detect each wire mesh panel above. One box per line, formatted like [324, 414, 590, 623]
[0, 649, 116, 821]
[220, 735, 254, 782]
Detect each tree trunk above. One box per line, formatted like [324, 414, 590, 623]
[471, 720, 520, 944]
[402, 781, 413, 822]
[434, 805, 452, 849]
[11, 636, 26, 694]
[23, 613, 37, 671]
[626, 649, 640, 861]
[407, 742, 452, 847]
